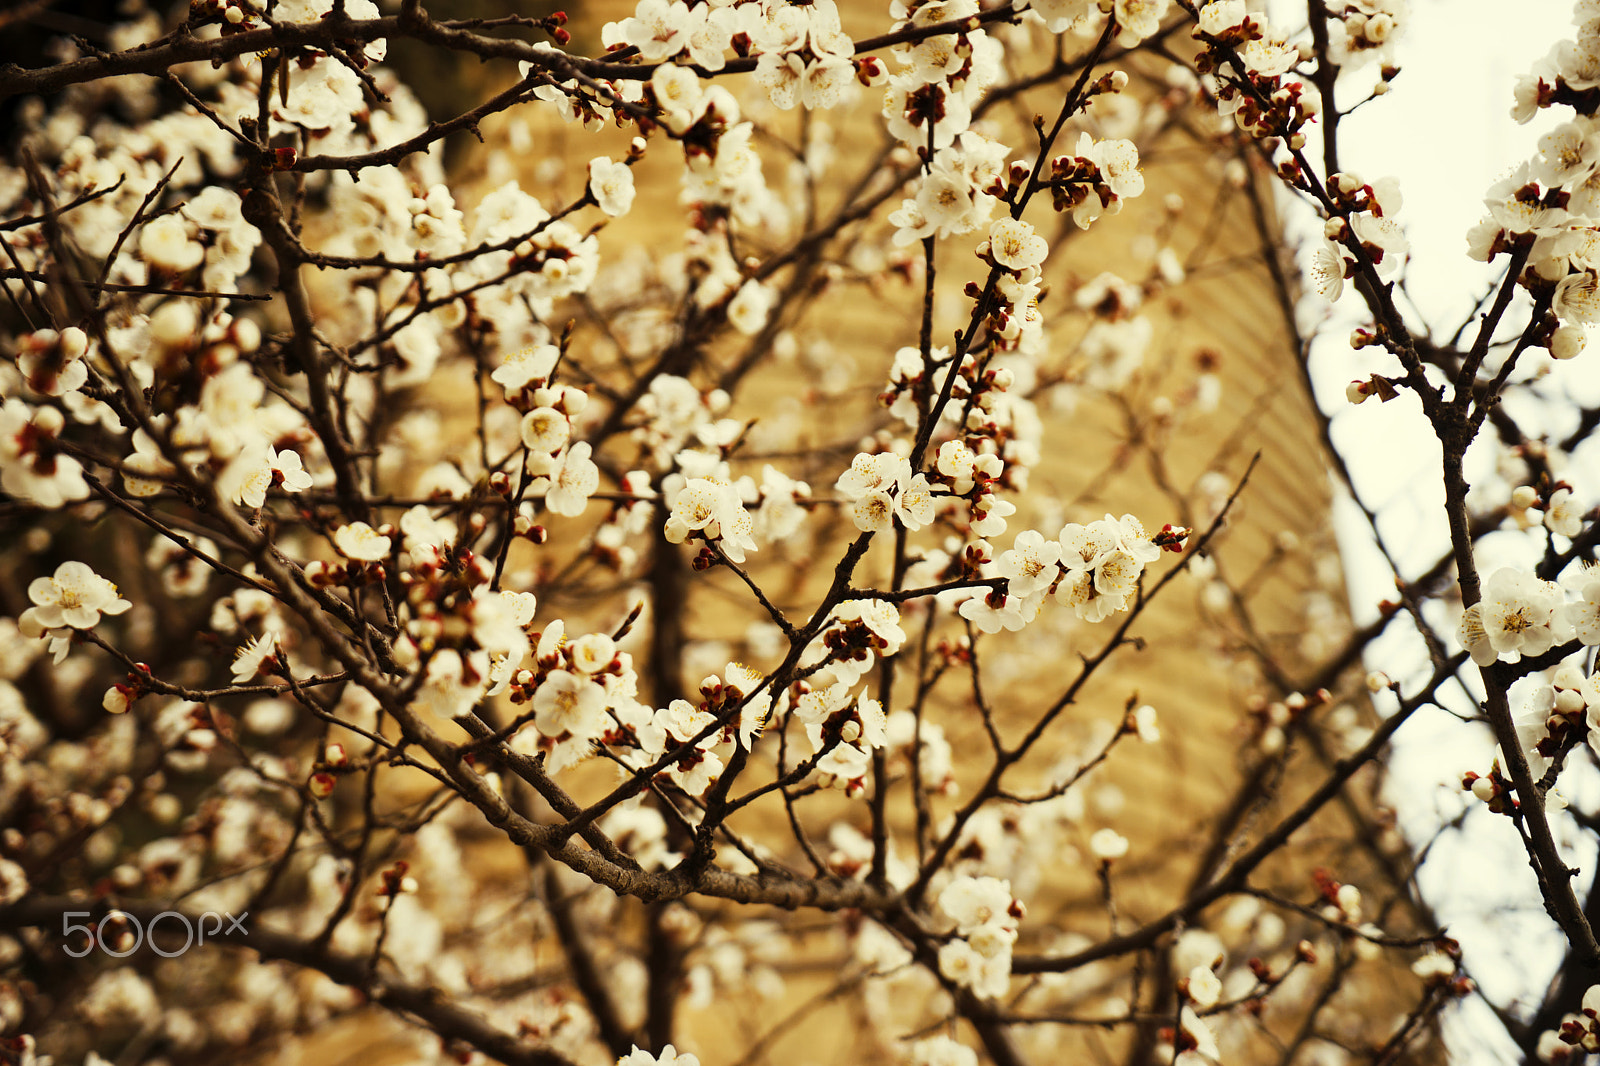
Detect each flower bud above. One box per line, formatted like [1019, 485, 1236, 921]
[1552, 322, 1586, 360]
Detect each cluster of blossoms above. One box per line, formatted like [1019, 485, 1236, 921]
[883, 15, 1146, 271]
[888, 130, 1009, 246]
[665, 475, 759, 562]
[608, 0, 860, 112]
[1322, 0, 1407, 72]
[1311, 172, 1409, 304]
[1462, 3, 1600, 359]
[881, 0, 1005, 153]
[834, 451, 936, 534]
[1042, 125, 1147, 231]
[604, 662, 775, 797]
[790, 681, 889, 792]
[878, 353, 1043, 495]
[0, 0, 1487, 1059]
[1017, 0, 1170, 49]
[0, 395, 90, 508]
[1192, 0, 1321, 150]
[768, 600, 910, 791]
[1510, 483, 1589, 538]
[618, 1045, 701, 1066]
[640, 65, 782, 313]
[1457, 564, 1600, 668]
[1476, 660, 1600, 801]
[503, 624, 653, 775]
[496, 348, 601, 517]
[655, 401, 813, 564]
[1538, 984, 1600, 1062]
[936, 875, 1022, 999]
[979, 216, 1052, 358]
[956, 513, 1178, 633]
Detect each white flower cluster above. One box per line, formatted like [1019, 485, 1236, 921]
[880, 351, 1042, 482]
[1491, 661, 1600, 793]
[398, 580, 538, 723]
[644, 66, 784, 306]
[488, 342, 603, 517]
[794, 683, 889, 792]
[633, 379, 816, 567]
[617, 1045, 700, 1066]
[1047, 130, 1147, 231]
[748, 1, 857, 112]
[1193, 1, 1322, 150]
[268, 0, 388, 137]
[1536, 983, 1600, 1062]
[979, 215, 1053, 354]
[605, 663, 774, 796]
[666, 476, 759, 562]
[1323, 0, 1407, 72]
[882, 0, 1004, 153]
[1311, 172, 1408, 303]
[217, 445, 314, 510]
[959, 513, 1167, 633]
[889, 130, 1009, 246]
[835, 451, 935, 534]
[936, 875, 1020, 999]
[1018, 0, 1171, 48]
[1468, 4, 1600, 358]
[801, 598, 908, 686]
[1457, 565, 1600, 667]
[607, 0, 857, 113]
[15, 326, 89, 397]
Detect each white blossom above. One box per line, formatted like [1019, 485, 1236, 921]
[334, 522, 392, 562]
[588, 157, 637, 217]
[20, 560, 131, 633]
[987, 218, 1048, 271]
[543, 442, 601, 516]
